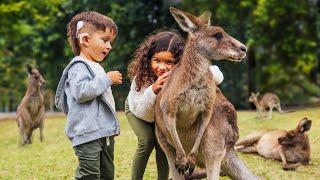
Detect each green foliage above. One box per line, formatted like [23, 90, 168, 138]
[0, 0, 319, 111]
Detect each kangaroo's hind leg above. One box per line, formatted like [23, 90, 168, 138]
[17, 117, 28, 145]
[155, 128, 184, 180]
[276, 103, 284, 113]
[267, 103, 275, 119]
[235, 146, 257, 153]
[235, 131, 265, 147]
[205, 153, 225, 180]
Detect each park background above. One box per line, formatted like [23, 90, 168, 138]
[0, 0, 320, 180]
[0, 0, 319, 111]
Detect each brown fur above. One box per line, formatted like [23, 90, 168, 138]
[249, 92, 286, 119]
[235, 118, 311, 171]
[184, 88, 259, 180]
[155, 7, 247, 180]
[16, 65, 46, 145]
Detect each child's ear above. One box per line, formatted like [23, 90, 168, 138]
[79, 33, 89, 46]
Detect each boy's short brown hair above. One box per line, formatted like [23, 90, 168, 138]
[67, 11, 118, 55]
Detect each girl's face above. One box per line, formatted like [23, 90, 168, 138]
[151, 51, 175, 77]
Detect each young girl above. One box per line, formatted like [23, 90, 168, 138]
[125, 31, 224, 180]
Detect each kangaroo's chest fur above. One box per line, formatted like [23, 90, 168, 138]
[178, 76, 214, 126]
[161, 68, 215, 129]
[26, 93, 43, 120]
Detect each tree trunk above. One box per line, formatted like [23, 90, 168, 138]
[247, 46, 256, 109]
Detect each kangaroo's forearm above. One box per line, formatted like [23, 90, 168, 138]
[190, 111, 212, 156]
[166, 116, 186, 156]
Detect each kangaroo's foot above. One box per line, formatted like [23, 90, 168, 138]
[175, 155, 189, 174]
[283, 163, 300, 171]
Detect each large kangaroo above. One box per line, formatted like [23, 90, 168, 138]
[16, 65, 46, 145]
[249, 92, 293, 119]
[155, 7, 247, 180]
[235, 118, 311, 171]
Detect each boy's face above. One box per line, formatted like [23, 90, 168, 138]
[85, 28, 116, 62]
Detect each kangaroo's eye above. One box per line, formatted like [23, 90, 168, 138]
[213, 32, 223, 41]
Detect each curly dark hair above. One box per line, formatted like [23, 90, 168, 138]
[127, 31, 185, 91]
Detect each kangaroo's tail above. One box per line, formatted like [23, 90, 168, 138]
[279, 110, 296, 114]
[184, 169, 206, 180]
[276, 103, 295, 114]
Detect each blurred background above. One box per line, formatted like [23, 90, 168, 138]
[0, 0, 319, 111]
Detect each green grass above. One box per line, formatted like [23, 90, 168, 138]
[0, 108, 319, 180]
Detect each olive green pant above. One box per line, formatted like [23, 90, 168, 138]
[73, 137, 115, 180]
[125, 101, 169, 180]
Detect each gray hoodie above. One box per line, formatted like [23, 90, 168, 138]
[55, 56, 120, 147]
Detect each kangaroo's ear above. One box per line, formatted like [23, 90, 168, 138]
[198, 11, 211, 25]
[170, 7, 199, 32]
[256, 92, 260, 97]
[26, 64, 33, 75]
[299, 118, 312, 133]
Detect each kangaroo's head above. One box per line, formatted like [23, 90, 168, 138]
[26, 64, 46, 89]
[278, 117, 312, 150]
[170, 7, 247, 62]
[248, 92, 259, 103]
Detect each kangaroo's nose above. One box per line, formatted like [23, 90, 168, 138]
[240, 46, 247, 53]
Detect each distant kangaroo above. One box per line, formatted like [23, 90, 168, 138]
[235, 118, 311, 171]
[249, 92, 293, 119]
[155, 7, 247, 180]
[16, 65, 46, 145]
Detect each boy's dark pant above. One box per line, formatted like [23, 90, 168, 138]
[73, 137, 115, 180]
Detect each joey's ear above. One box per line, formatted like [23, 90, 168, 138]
[198, 11, 211, 25]
[170, 7, 199, 33]
[26, 64, 32, 75]
[298, 118, 312, 133]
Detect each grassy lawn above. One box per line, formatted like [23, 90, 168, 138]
[0, 108, 319, 180]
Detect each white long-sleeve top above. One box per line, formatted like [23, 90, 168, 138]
[127, 65, 224, 122]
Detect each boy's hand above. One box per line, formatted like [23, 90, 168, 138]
[152, 72, 170, 94]
[107, 71, 123, 84]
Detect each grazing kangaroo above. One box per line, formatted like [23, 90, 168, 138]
[16, 65, 46, 145]
[249, 92, 292, 119]
[235, 118, 311, 171]
[155, 7, 247, 180]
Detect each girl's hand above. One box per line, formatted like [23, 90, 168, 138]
[152, 72, 170, 94]
[107, 71, 123, 84]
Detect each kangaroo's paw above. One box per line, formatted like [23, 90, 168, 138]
[283, 164, 298, 171]
[187, 154, 196, 175]
[175, 155, 189, 174]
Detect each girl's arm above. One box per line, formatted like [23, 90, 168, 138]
[68, 63, 112, 103]
[127, 80, 157, 122]
[210, 65, 224, 85]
